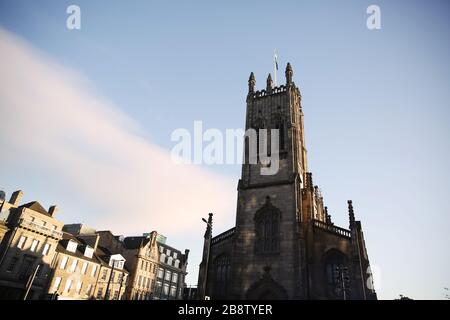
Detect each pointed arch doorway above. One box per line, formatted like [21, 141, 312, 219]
[245, 266, 288, 300]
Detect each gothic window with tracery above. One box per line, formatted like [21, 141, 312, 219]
[254, 197, 281, 254]
[324, 250, 349, 298]
[213, 254, 230, 299]
[253, 110, 266, 161]
[274, 108, 285, 152]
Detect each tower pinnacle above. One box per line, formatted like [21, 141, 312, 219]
[248, 72, 256, 94]
[266, 73, 273, 92]
[285, 62, 293, 85]
[348, 200, 356, 228]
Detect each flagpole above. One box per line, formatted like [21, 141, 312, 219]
[273, 50, 278, 87]
[274, 50, 277, 87]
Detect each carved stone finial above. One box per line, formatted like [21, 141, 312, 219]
[348, 200, 356, 228]
[248, 72, 256, 94]
[208, 212, 213, 225]
[324, 207, 332, 225]
[327, 214, 332, 225]
[203, 212, 213, 238]
[306, 172, 313, 191]
[285, 62, 293, 85]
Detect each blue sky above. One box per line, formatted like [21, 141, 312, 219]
[0, 0, 449, 299]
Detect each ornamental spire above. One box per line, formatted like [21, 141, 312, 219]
[266, 73, 273, 92]
[285, 62, 293, 85]
[348, 200, 356, 228]
[203, 212, 213, 238]
[248, 72, 256, 94]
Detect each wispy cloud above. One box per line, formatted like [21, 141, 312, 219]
[0, 27, 236, 236]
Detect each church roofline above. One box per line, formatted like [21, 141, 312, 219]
[211, 227, 235, 246]
[247, 62, 300, 100]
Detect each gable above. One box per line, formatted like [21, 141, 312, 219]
[20, 201, 49, 216]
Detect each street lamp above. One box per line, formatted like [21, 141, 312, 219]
[104, 258, 125, 300]
[23, 264, 40, 300]
[202, 218, 211, 228]
[199, 213, 213, 300]
[117, 272, 127, 300]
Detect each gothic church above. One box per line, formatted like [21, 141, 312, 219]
[197, 63, 377, 300]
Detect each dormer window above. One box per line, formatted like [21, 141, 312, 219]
[109, 254, 125, 269]
[66, 240, 77, 253]
[112, 260, 124, 269]
[84, 246, 94, 259]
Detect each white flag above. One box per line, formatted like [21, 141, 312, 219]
[274, 52, 279, 70]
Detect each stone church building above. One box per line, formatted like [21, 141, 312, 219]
[197, 63, 377, 300]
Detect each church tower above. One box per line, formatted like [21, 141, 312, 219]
[197, 63, 377, 300]
[230, 63, 310, 299]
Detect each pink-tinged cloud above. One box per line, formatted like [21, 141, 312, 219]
[0, 28, 236, 235]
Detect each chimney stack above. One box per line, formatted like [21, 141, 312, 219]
[9, 190, 23, 206]
[48, 205, 58, 217]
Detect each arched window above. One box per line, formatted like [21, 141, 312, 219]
[253, 110, 266, 162]
[274, 108, 285, 152]
[324, 250, 349, 299]
[213, 254, 231, 299]
[254, 197, 281, 254]
[278, 122, 285, 151]
[159, 253, 166, 263]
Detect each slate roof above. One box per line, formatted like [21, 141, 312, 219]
[19, 201, 50, 216]
[123, 236, 150, 249]
[56, 233, 98, 263]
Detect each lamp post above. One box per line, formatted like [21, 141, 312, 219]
[104, 258, 124, 300]
[198, 213, 212, 300]
[23, 264, 40, 300]
[117, 272, 127, 300]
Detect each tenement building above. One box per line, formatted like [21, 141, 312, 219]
[121, 231, 160, 300]
[153, 238, 189, 300]
[122, 233, 189, 300]
[62, 225, 130, 300]
[64, 224, 189, 300]
[47, 231, 128, 300]
[197, 64, 377, 300]
[0, 191, 9, 246]
[0, 191, 64, 299]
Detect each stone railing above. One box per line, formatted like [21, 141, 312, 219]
[312, 219, 351, 238]
[249, 85, 287, 99]
[211, 227, 235, 246]
[19, 219, 63, 239]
